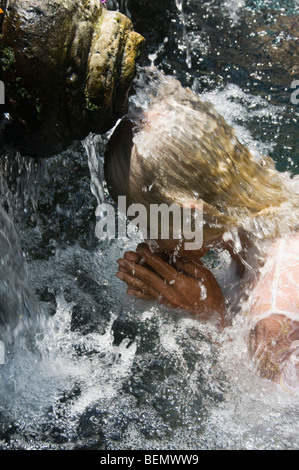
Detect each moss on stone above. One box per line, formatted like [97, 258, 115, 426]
[85, 93, 101, 112]
[0, 0, 144, 156]
[15, 77, 32, 100]
[0, 46, 15, 72]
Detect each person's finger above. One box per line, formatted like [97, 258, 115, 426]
[116, 252, 140, 275]
[115, 269, 161, 300]
[117, 259, 167, 291]
[136, 246, 182, 283]
[137, 242, 174, 268]
[137, 242, 162, 255]
[116, 270, 148, 291]
[137, 242, 151, 250]
[124, 251, 141, 263]
[175, 259, 224, 300]
[117, 258, 186, 305]
[118, 264, 128, 273]
[174, 259, 206, 278]
[127, 287, 182, 310]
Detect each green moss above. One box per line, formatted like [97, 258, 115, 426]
[93, 10, 105, 36]
[15, 77, 31, 100]
[0, 47, 15, 72]
[85, 93, 100, 112]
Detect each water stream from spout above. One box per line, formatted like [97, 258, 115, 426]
[175, 0, 192, 69]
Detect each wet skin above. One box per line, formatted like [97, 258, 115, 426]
[116, 240, 227, 325]
[115, 238, 299, 390]
[250, 314, 299, 390]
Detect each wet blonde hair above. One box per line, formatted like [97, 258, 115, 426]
[105, 70, 299, 247]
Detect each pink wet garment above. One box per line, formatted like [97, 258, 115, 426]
[249, 233, 299, 323]
[248, 233, 299, 391]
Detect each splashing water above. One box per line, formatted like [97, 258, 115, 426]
[0, 129, 299, 450]
[82, 133, 105, 207]
[0, 0, 299, 451]
[175, 0, 192, 69]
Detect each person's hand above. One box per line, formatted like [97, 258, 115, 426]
[115, 243, 225, 323]
[250, 314, 299, 392]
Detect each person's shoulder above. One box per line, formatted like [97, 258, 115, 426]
[283, 232, 299, 256]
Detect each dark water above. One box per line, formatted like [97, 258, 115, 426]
[128, 0, 299, 173]
[0, 0, 299, 450]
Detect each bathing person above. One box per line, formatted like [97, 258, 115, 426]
[104, 71, 299, 391]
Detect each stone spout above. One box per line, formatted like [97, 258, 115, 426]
[0, 0, 145, 156]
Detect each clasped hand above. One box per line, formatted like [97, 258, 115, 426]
[115, 243, 225, 322]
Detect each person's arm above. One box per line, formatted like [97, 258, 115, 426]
[115, 243, 226, 326]
[249, 313, 299, 392]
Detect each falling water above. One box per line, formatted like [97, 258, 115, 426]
[175, 0, 192, 69]
[107, 0, 131, 17]
[0, 0, 299, 451]
[82, 133, 105, 207]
